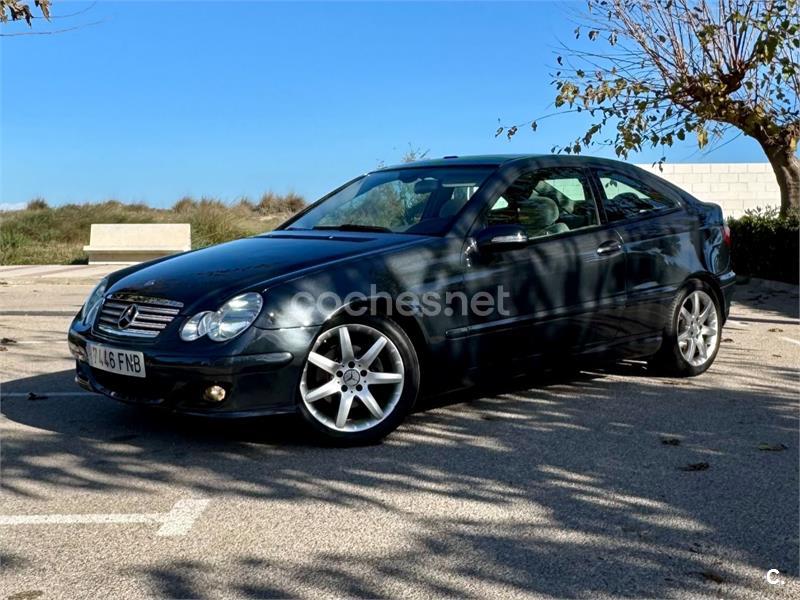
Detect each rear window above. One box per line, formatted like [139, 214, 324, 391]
[598, 171, 679, 221]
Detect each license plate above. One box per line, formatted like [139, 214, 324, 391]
[87, 343, 146, 378]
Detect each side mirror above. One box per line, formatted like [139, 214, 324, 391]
[474, 224, 529, 252]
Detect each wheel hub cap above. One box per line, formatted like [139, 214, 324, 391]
[343, 369, 361, 387]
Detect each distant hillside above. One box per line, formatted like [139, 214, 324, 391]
[0, 194, 306, 265]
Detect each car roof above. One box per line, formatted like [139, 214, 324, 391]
[373, 153, 633, 172]
[374, 154, 541, 171]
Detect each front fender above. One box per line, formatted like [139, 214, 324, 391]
[254, 237, 465, 335]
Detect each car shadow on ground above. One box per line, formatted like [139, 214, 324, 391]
[1, 355, 798, 598]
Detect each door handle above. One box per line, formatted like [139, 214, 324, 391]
[596, 240, 622, 256]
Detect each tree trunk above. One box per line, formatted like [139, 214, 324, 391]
[759, 142, 800, 218]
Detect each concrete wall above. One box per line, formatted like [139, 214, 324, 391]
[635, 163, 779, 218]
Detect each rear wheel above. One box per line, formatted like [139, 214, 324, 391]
[649, 281, 721, 377]
[298, 317, 420, 445]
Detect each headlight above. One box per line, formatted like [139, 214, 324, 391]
[179, 310, 213, 341]
[81, 278, 108, 326]
[180, 293, 263, 342]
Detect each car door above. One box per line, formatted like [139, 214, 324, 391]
[458, 165, 627, 367]
[592, 166, 700, 340]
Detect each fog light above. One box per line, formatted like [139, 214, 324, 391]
[203, 385, 226, 403]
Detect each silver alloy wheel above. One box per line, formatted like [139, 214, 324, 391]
[299, 324, 405, 432]
[677, 290, 719, 367]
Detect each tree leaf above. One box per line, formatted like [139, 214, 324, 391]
[679, 462, 710, 471]
[758, 442, 788, 451]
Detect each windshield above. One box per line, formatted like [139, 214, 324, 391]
[284, 167, 494, 235]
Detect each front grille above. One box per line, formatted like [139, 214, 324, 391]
[95, 293, 183, 339]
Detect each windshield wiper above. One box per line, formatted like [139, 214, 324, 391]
[313, 224, 392, 233]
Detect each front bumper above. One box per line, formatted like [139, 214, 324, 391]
[68, 326, 319, 417]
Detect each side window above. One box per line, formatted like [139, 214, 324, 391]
[598, 170, 679, 222]
[486, 168, 599, 239]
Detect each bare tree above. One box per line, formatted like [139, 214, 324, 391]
[376, 144, 430, 169]
[503, 0, 800, 217]
[401, 145, 430, 163]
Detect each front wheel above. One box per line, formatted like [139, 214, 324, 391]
[297, 317, 420, 445]
[649, 281, 722, 377]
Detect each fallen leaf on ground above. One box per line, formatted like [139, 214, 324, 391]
[689, 569, 725, 584]
[679, 462, 709, 471]
[722, 338, 734, 343]
[8, 591, 45, 600]
[773, 354, 782, 358]
[758, 443, 788, 451]
[0, 346, 6, 352]
[27, 392, 48, 401]
[661, 437, 681, 446]
[1, 337, 18, 344]
[768, 327, 784, 332]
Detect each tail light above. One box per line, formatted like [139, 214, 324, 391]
[722, 224, 731, 247]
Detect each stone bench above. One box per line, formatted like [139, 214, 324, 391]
[83, 223, 191, 264]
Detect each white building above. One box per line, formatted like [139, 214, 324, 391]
[636, 163, 779, 218]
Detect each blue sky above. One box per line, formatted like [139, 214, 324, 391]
[1, 0, 767, 208]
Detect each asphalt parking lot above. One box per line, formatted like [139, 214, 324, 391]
[1, 271, 798, 599]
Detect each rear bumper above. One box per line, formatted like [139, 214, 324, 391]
[68, 326, 319, 417]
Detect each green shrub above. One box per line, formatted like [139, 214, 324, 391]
[27, 198, 49, 210]
[257, 192, 282, 214]
[258, 191, 306, 214]
[1, 226, 25, 254]
[173, 197, 196, 213]
[188, 203, 251, 248]
[0, 194, 297, 264]
[196, 197, 227, 211]
[728, 207, 799, 284]
[235, 197, 256, 212]
[283, 192, 307, 213]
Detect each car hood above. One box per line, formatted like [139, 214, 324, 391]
[106, 231, 431, 309]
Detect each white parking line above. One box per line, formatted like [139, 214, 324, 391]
[155, 498, 212, 536]
[0, 498, 209, 537]
[0, 513, 162, 526]
[780, 337, 800, 347]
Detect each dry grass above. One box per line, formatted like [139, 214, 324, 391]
[0, 194, 306, 265]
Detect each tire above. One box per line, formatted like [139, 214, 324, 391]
[648, 279, 722, 377]
[297, 316, 420, 445]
